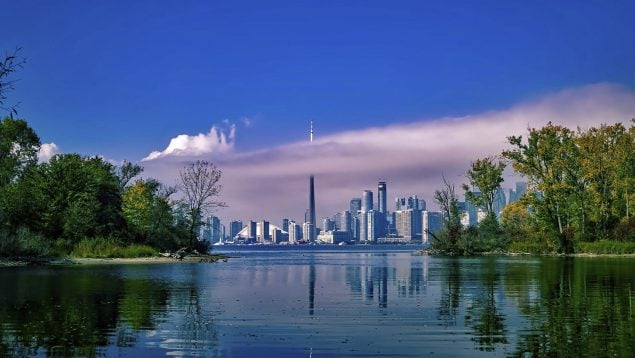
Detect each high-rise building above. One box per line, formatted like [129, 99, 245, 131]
[337, 210, 352, 233]
[358, 211, 369, 243]
[367, 210, 385, 243]
[362, 190, 373, 212]
[288, 220, 301, 243]
[395, 197, 407, 211]
[229, 220, 243, 240]
[248, 221, 257, 241]
[322, 217, 334, 232]
[378, 181, 387, 214]
[282, 218, 290, 232]
[302, 222, 314, 244]
[350, 198, 362, 214]
[257, 220, 270, 243]
[422, 211, 443, 244]
[351, 215, 360, 241]
[395, 209, 415, 242]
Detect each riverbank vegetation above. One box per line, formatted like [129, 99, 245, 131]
[432, 120, 635, 255]
[0, 115, 225, 259]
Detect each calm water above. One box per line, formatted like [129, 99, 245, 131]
[1, 246, 633, 357]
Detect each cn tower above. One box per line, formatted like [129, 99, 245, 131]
[308, 121, 316, 242]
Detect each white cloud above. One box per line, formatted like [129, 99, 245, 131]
[38, 142, 60, 162]
[140, 83, 635, 224]
[142, 125, 236, 161]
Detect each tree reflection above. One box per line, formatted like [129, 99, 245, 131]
[0, 265, 215, 357]
[465, 259, 507, 351]
[512, 258, 635, 357]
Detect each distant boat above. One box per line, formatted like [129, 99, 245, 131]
[338, 242, 347, 246]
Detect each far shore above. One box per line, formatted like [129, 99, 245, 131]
[419, 249, 635, 257]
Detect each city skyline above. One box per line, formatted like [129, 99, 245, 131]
[3, 1, 635, 224]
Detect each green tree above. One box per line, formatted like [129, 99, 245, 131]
[0, 117, 40, 186]
[33, 154, 126, 244]
[502, 123, 579, 251]
[462, 156, 506, 217]
[123, 178, 181, 250]
[433, 176, 463, 249]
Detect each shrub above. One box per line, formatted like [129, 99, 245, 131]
[577, 240, 635, 254]
[71, 237, 158, 258]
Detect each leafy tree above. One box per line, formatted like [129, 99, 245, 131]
[462, 156, 506, 217]
[33, 154, 126, 243]
[179, 160, 226, 250]
[123, 178, 181, 250]
[502, 123, 577, 250]
[0, 117, 40, 186]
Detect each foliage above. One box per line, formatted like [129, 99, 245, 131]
[0, 117, 40, 186]
[434, 176, 462, 246]
[502, 120, 635, 252]
[576, 240, 635, 254]
[123, 179, 185, 251]
[70, 238, 158, 258]
[462, 156, 506, 216]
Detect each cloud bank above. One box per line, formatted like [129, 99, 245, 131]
[140, 83, 635, 225]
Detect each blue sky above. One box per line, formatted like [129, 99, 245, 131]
[3, 1, 635, 223]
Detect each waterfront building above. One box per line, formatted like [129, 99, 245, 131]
[336, 210, 352, 234]
[317, 230, 349, 244]
[358, 211, 369, 244]
[257, 220, 270, 243]
[362, 190, 373, 212]
[378, 181, 387, 214]
[351, 214, 360, 242]
[288, 220, 301, 243]
[367, 210, 385, 243]
[229, 220, 243, 240]
[422, 211, 442, 244]
[248, 221, 257, 241]
[395, 209, 415, 242]
[350, 198, 362, 214]
[272, 228, 286, 244]
[282, 218, 290, 232]
[302, 222, 314, 243]
[395, 197, 406, 211]
[322, 217, 335, 232]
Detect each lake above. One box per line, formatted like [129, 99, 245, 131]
[1, 246, 633, 357]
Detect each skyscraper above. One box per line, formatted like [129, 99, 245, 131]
[378, 181, 387, 214]
[350, 198, 362, 214]
[362, 190, 373, 212]
[307, 121, 316, 242]
[229, 220, 243, 240]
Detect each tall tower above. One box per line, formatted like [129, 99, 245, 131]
[362, 190, 373, 212]
[308, 121, 316, 242]
[378, 181, 387, 214]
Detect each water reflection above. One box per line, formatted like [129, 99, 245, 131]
[0, 265, 216, 357]
[0, 253, 633, 357]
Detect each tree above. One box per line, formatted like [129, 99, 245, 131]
[0, 117, 40, 186]
[116, 160, 143, 189]
[0, 47, 25, 118]
[179, 160, 226, 249]
[462, 156, 506, 217]
[434, 176, 462, 245]
[123, 178, 181, 250]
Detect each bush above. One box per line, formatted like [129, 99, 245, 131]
[576, 240, 635, 254]
[0, 228, 52, 257]
[71, 237, 158, 258]
[506, 240, 556, 254]
[611, 216, 635, 242]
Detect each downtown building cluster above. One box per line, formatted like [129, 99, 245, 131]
[202, 180, 527, 246]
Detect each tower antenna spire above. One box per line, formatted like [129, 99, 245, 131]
[310, 120, 314, 142]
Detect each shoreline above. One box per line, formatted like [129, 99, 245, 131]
[0, 254, 230, 267]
